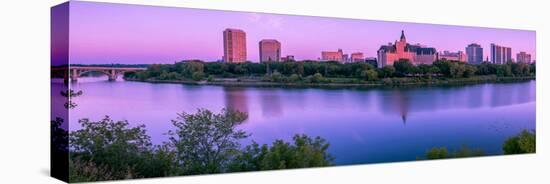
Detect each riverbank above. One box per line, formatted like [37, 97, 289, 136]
[125, 75, 535, 89]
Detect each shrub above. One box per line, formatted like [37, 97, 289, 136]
[207, 75, 215, 82]
[191, 72, 205, 81]
[271, 71, 284, 82]
[308, 73, 325, 83]
[168, 108, 249, 174]
[229, 134, 333, 172]
[503, 129, 536, 154]
[288, 74, 301, 82]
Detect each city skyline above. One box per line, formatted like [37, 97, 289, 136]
[65, 1, 536, 65]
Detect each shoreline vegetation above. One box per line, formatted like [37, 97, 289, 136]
[122, 59, 535, 88]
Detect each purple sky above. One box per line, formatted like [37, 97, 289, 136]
[66, 1, 536, 64]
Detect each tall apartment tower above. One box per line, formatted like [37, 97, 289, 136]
[466, 43, 483, 64]
[223, 28, 247, 63]
[259, 39, 281, 62]
[490, 43, 512, 64]
[516, 52, 532, 64]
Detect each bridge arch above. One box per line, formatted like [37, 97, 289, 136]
[67, 66, 146, 82]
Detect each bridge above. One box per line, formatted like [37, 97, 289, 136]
[51, 66, 146, 82]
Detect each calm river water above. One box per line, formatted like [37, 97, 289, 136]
[61, 77, 535, 165]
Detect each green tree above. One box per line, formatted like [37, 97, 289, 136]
[204, 62, 228, 75]
[393, 59, 415, 76]
[308, 73, 325, 83]
[182, 61, 204, 78]
[503, 129, 536, 154]
[288, 74, 301, 82]
[261, 134, 333, 169]
[229, 134, 333, 171]
[361, 69, 379, 81]
[191, 72, 205, 81]
[463, 65, 478, 78]
[425, 147, 448, 159]
[271, 71, 284, 82]
[449, 62, 466, 78]
[381, 66, 396, 78]
[168, 108, 249, 175]
[69, 116, 159, 180]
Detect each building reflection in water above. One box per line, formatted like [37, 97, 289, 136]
[378, 89, 410, 124]
[224, 87, 249, 114]
[377, 81, 535, 125]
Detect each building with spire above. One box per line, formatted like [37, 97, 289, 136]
[377, 30, 437, 68]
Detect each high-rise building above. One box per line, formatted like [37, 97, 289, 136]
[223, 28, 247, 63]
[438, 51, 467, 62]
[490, 43, 512, 64]
[321, 49, 344, 62]
[516, 52, 532, 64]
[466, 43, 483, 64]
[259, 39, 281, 62]
[377, 30, 437, 68]
[350, 52, 365, 62]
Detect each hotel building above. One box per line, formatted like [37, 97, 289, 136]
[466, 43, 484, 64]
[490, 43, 512, 64]
[516, 52, 532, 63]
[223, 28, 247, 63]
[259, 39, 281, 62]
[377, 30, 437, 68]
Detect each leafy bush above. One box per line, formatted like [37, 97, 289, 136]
[229, 134, 333, 171]
[308, 73, 325, 83]
[69, 116, 176, 181]
[288, 74, 301, 82]
[503, 129, 536, 154]
[361, 69, 379, 81]
[168, 108, 249, 175]
[191, 72, 205, 81]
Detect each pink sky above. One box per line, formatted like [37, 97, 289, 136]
[63, 1, 536, 64]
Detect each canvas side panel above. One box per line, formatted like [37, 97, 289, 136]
[51, 1, 70, 183]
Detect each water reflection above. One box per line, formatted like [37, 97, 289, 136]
[224, 87, 249, 114]
[372, 82, 535, 123]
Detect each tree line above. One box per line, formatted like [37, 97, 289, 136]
[124, 59, 535, 84]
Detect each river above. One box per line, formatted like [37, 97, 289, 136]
[58, 77, 536, 165]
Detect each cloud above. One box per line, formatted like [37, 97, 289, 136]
[246, 13, 284, 30]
